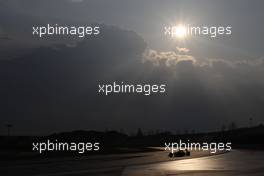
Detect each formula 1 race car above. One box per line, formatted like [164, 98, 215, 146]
[168, 149, 190, 158]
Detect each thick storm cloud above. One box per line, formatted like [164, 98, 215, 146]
[1, 23, 264, 135]
[1, 0, 264, 135]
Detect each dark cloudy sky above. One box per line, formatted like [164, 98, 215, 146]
[1, 0, 264, 135]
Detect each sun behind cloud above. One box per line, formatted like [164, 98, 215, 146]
[173, 24, 187, 39]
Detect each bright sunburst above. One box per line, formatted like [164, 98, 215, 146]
[174, 24, 187, 39]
